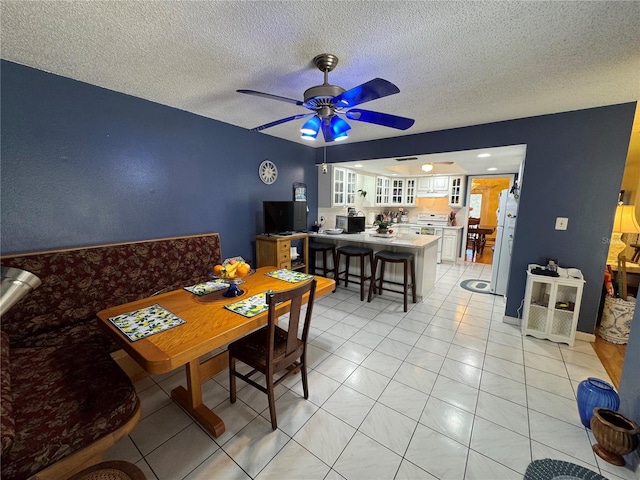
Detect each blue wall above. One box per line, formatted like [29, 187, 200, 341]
[318, 104, 637, 333]
[1, 61, 317, 262]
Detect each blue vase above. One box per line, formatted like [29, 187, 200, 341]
[576, 377, 620, 429]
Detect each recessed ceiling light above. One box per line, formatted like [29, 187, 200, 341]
[353, 164, 363, 168]
[477, 153, 491, 158]
[487, 167, 498, 171]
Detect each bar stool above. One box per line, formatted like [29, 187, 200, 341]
[368, 250, 417, 312]
[308, 242, 336, 278]
[334, 246, 374, 301]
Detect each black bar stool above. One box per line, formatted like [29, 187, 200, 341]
[368, 250, 417, 312]
[334, 246, 374, 301]
[308, 242, 336, 278]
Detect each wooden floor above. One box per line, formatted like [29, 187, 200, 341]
[464, 247, 493, 265]
[591, 335, 627, 389]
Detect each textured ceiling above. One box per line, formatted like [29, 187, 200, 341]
[1, 1, 639, 149]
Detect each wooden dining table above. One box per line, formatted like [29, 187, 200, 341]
[97, 266, 336, 438]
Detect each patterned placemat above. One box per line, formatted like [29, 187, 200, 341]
[225, 291, 273, 317]
[108, 304, 185, 342]
[184, 279, 244, 296]
[265, 269, 314, 283]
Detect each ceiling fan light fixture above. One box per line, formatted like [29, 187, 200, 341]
[300, 116, 321, 138]
[334, 132, 349, 141]
[330, 116, 351, 136]
[421, 163, 434, 173]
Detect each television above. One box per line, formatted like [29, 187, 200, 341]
[263, 201, 307, 234]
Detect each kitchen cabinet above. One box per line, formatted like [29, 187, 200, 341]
[255, 233, 309, 273]
[521, 265, 584, 346]
[390, 178, 405, 205]
[375, 176, 391, 205]
[357, 174, 376, 208]
[404, 178, 417, 205]
[448, 175, 466, 207]
[318, 165, 357, 207]
[441, 228, 461, 262]
[417, 176, 450, 197]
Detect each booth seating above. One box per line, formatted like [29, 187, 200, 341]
[308, 242, 336, 278]
[368, 250, 417, 312]
[0, 233, 222, 480]
[334, 246, 374, 301]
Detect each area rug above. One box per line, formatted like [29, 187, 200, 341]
[459, 279, 492, 294]
[523, 459, 607, 480]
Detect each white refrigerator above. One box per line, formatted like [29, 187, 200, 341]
[490, 189, 518, 296]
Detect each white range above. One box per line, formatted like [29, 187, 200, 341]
[409, 213, 449, 263]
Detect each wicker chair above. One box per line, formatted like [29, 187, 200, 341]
[228, 278, 317, 430]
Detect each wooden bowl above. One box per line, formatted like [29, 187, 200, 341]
[590, 407, 640, 466]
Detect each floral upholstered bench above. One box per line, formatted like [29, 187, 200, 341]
[0, 233, 222, 479]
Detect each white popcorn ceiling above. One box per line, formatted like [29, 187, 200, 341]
[1, 1, 639, 147]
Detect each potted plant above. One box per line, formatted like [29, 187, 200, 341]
[358, 189, 367, 198]
[373, 219, 393, 234]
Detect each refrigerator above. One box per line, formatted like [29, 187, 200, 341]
[490, 189, 519, 296]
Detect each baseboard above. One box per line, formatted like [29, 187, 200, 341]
[575, 331, 596, 343]
[503, 315, 520, 326]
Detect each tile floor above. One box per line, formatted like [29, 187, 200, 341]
[105, 262, 639, 480]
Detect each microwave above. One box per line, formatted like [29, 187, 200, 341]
[335, 215, 366, 233]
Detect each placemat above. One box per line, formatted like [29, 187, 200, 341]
[108, 304, 186, 341]
[265, 269, 314, 283]
[184, 279, 244, 296]
[225, 291, 272, 317]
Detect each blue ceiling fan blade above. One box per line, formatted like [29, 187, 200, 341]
[333, 78, 400, 108]
[345, 108, 415, 130]
[250, 113, 313, 131]
[237, 89, 304, 106]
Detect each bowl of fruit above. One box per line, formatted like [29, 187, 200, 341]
[211, 257, 253, 297]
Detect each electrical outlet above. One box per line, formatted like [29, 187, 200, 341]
[555, 217, 568, 230]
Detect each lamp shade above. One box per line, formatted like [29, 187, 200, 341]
[612, 205, 640, 234]
[421, 163, 433, 173]
[0, 266, 41, 316]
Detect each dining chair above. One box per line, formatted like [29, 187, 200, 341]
[467, 217, 481, 255]
[228, 278, 317, 430]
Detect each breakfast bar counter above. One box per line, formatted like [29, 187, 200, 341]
[310, 231, 440, 299]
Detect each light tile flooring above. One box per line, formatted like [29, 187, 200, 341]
[105, 262, 639, 480]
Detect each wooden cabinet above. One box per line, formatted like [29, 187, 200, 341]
[404, 178, 417, 206]
[521, 265, 584, 346]
[345, 170, 357, 206]
[390, 178, 405, 205]
[357, 174, 376, 208]
[417, 176, 450, 197]
[448, 175, 466, 207]
[255, 233, 309, 273]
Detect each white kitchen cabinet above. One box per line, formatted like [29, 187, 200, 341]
[448, 175, 466, 207]
[390, 178, 405, 205]
[404, 178, 417, 205]
[417, 176, 450, 197]
[441, 228, 461, 262]
[375, 176, 391, 205]
[357, 174, 376, 208]
[521, 265, 585, 346]
[318, 165, 357, 207]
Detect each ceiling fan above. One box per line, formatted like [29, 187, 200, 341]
[237, 53, 415, 143]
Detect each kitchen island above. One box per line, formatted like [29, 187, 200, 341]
[310, 230, 440, 300]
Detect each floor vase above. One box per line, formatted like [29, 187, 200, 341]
[576, 377, 620, 428]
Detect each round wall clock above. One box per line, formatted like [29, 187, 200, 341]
[259, 160, 278, 184]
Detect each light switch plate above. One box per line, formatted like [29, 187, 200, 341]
[555, 217, 568, 230]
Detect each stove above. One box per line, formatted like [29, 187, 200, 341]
[416, 213, 449, 226]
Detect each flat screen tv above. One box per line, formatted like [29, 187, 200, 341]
[263, 201, 307, 234]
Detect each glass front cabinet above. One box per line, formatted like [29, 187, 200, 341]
[521, 265, 585, 346]
[448, 175, 466, 207]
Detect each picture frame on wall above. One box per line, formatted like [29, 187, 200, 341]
[293, 182, 307, 202]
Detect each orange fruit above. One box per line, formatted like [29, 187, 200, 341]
[236, 264, 250, 277]
[213, 265, 223, 276]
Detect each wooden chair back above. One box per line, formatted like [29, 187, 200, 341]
[468, 217, 481, 228]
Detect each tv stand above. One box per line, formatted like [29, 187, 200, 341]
[255, 232, 309, 273]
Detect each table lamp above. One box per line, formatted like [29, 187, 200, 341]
[606, 204, 640, 298]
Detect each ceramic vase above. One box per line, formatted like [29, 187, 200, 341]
[576, 378, 620, 428]
[590, 408, 640, 466]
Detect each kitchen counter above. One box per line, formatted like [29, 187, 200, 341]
[310, 230, 439, 299]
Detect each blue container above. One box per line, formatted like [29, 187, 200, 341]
[576, 377, 620, 428]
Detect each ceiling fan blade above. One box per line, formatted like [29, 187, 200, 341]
[237, 89, 304, 106]
[333, 78, 400, 108]
[345, 108, 415, 130]
[250, 113, 313, 132]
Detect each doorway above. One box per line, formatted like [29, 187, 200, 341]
[464, 175, 514, 265]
